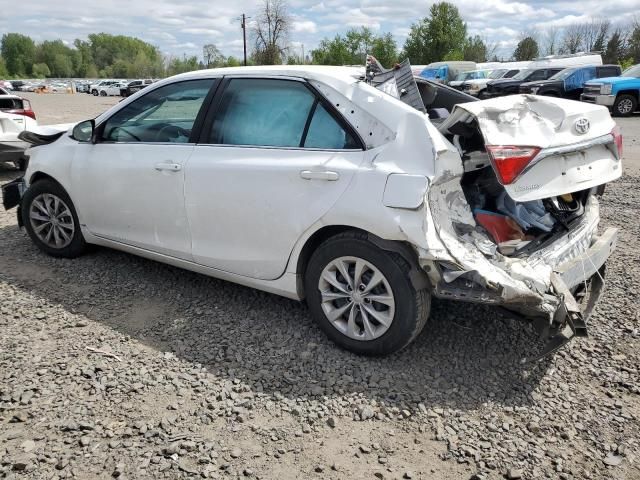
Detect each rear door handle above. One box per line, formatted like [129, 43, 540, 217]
[155, 162, 182, 172]
[300, 170, 339, 181]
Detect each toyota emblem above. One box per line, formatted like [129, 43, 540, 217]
[574, 118, 590, 135]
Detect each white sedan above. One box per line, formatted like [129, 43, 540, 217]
[2, 65, 622, 356]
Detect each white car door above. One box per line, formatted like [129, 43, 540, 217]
[71, 78, 217, 259]
[185, 77, 365, 280]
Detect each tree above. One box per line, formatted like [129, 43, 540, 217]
[32, 62, 51, 78]
[628, 17, 640, 63]
[370, 32, 398, 68]
[0, 57, 8, 78]
[166, 55, 201, 76]
[542, 26, 560, 55]
[402, 2, 466, 64]
[513, 36, 539, 61]
[1, 33, 36, 76]
[311, 35, 352, 65]
[582, 18, 610, 52]
[203, 44, 224, 67]
[253, 0, 290, 65]
[603, 29, 626, 64]
[561, 24, 584, 54]
[463, 35, 487, 62]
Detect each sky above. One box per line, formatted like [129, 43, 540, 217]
[1, 0, 639, 61]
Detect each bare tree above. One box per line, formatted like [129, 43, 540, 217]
[561, 23, 584, 54]
[203, 44, 224, 67]
[253, 0, 290, 65]
[542, 26, 560, 55]
[582, 18, 610, 52]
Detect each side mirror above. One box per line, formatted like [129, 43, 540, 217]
[71, 119, 95, 143]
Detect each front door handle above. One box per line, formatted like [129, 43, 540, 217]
[155, 162, 182, 172]
[300, 170, 339, 181]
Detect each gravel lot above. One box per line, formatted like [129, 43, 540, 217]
[1, 93, 639, 480]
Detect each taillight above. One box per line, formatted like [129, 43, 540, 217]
[611, 126, 623, 159]
[7, 108, 36, 120]
[485, 145, 541, 185]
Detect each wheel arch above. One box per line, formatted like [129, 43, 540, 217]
[616, 90, 639, 102]
[294, 224, 429, 300]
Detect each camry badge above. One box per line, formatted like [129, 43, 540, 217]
[574, 118, 590, 135]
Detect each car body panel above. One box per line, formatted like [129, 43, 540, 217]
[9, 65, 620, 340]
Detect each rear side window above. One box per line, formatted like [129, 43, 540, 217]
[598, 67, 620, 78]
[504, 70, 519, 78]
[209, 78, 360, 150]
[527, 70, 547, 81]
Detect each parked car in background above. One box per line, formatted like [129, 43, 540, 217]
[2, 65, 622, 357]
[520, 65, 621, 99]
[449, 70, 491, 90]
[484, 67, 566, 98]
[462, 68, 521, 97]
[99, 82, 127, 96]
[418, 61, 476, 84]
[89, 80, 120, 96]
[0, 95, 36, 169]
[10, 81, 25, 91]
[1, 80, 13, 90]
[121, 79, 154, 97]
[74, 81, 91, 93]
[581, 64, 640, 117]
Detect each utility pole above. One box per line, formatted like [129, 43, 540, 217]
[241, 13, 248, 66]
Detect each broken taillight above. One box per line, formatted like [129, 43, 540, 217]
[611, 126, 623, 159]
[485, 145, 541, 185]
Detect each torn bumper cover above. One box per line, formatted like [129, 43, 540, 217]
[2, 176, 25, 219]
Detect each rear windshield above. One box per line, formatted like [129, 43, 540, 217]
[0, 97, 22, 109]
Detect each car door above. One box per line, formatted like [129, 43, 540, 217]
[185, 77, 365, 280]
[71, 78, 217, 259]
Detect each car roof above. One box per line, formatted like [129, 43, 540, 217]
[170, 65, 365, 83]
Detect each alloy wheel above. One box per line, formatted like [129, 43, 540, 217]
[618, 98, 633, 115]
[318, 256, 395, 341]
[29, 193, 75, 249]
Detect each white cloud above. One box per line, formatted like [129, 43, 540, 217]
[292, 20, 318, 33]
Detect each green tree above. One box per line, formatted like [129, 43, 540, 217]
[628, 22, 640, 63]
[0, 57, 8, 78]
[311, 35, 352, 65]
[166, 55, 201, 76]
[463, 35, 487, 62]
[52, 54, 73, 77]
[32, 62, 51, 78]
[1, 33, 36, 76]
[370, 32, 398, 67]
[513, 36, 539, 61]
[603, 30, 626, 64]
[402, 2, 467, 64]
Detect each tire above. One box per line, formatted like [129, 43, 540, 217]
[304, 231, 430, 356]
[612, 94, 637, 117]
[92, 89, 98, 96]
[100, 90, 107, 97]
[21, 179, 87, 258]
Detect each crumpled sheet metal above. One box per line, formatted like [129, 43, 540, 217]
[444, 94, 615, 150]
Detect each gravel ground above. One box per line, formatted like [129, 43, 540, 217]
[1, 94, 639, 480]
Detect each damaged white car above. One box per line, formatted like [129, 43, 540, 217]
[2, 63, 622, 356]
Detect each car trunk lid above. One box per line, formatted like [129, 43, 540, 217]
[438, 94, 622, 201]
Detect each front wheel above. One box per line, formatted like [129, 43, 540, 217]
[305, 231, 430, 356]
[21, 179, 87, 258]
[612, 94, 637, 117]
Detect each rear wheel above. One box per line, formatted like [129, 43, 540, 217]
[613, 94, 637, 117]
[100, 90, 107, 97]
[304, 231, 430, 355]
[21, 179, 86, 258]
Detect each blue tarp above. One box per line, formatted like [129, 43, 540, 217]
[419, 66, 449, 81]
[565, 67, 596, 91]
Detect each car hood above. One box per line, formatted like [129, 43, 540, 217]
[17, 123, 75, 146]
[586, 76, 637, 85]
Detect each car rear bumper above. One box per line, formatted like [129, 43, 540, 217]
[581, 93, 615, 106]
[0, 141, 28, 163]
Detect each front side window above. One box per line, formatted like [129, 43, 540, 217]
[527, 70, 547, 81]
[209, 78, 359, 150]
[101, 79, 215, 143]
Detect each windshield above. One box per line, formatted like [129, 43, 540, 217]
[549, 68, 578, 80]
[454, 70, 486, 81]
[623, 65, 640, 78]
[488, 69, 508, 79]
[512, 69, 534, 80]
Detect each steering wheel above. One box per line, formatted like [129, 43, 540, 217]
[156, 124, 191, 142]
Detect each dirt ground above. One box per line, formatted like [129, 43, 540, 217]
[1, 93, 639, 480]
